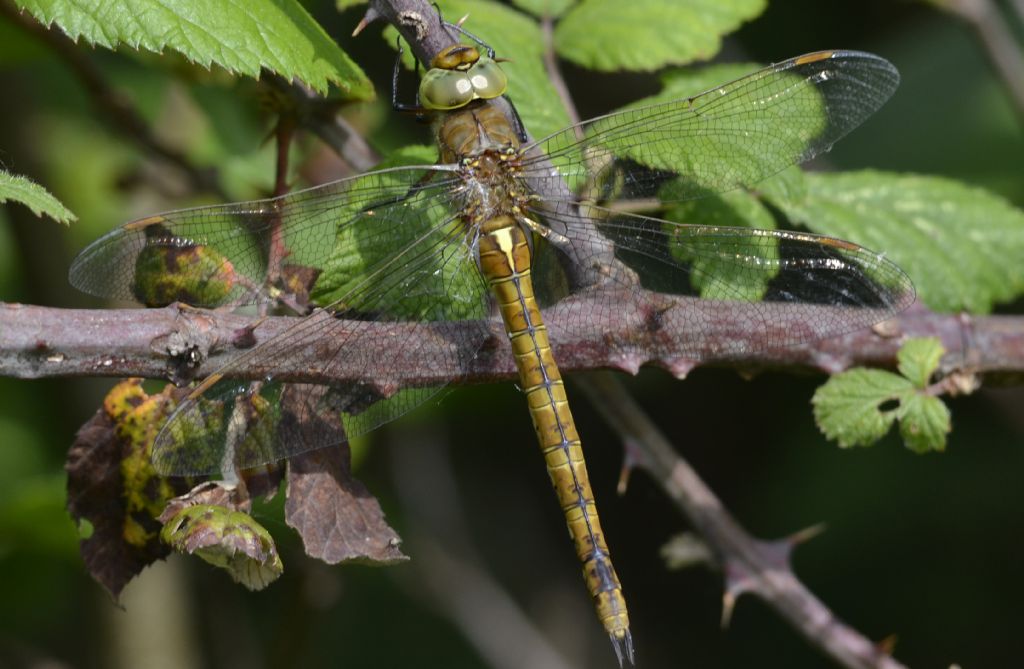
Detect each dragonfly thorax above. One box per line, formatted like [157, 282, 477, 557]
[457, 148, 527, 227]
[436, 102, 520, 163]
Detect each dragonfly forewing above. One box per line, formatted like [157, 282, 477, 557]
[69, 165, 464, 308]
[520, 51, 899, 204]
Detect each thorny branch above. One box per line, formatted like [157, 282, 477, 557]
[3, 300, 1023, 384]
[577, 372, 909, 669]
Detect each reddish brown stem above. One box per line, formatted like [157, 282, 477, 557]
[2, 301, 1022, 383]
[265, 115, 297, 291]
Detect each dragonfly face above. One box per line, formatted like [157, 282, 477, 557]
[68, 45, 915, 664]
[418, 44, 509, 111]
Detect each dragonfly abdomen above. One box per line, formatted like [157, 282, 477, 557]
[477, 214, 632, 661]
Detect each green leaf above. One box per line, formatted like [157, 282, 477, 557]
[764, 171, 1024, 313]
[555, 0, 766, 71]
[898, 393, 950, 453]
[656, 62, 769, 101]
[812, 368, 912, 449]
[0, 170, 75, 224]
[592, 63, 825, 184]
[310, 145, 488, 321]
[897, 336, 944, 388]
[663, 188, 777, 300]
[388, 0, 571, 141]
[814, 338, 952, 453]
[161, 505, 283, 591]
[511, 0, 575, 18]
[15, 0, 373, 98]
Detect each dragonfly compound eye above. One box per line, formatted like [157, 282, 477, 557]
[466, 57, 507, 100]
[420, 68, 475, 110]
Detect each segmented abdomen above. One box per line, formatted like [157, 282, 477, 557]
[476, 214, 631, 649]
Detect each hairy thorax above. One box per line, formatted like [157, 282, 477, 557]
[437, 102, 530, 227]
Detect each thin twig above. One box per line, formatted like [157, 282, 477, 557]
[941, 0, 1024, 117]
[266, 115, 295, 290]
[576, 371, 909, 669]
[261, 74, 380, 173]
[0, 0, 227, 199]
[541, 15, 582, 127]
[389, 420, 579, 669]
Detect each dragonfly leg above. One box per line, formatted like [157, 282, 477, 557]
[392, 37, 429, 115]
[503, 95, 529, 143]
[431, 5, 498, 59]
[520, 213, 571, 247]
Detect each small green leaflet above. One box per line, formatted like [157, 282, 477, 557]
[15, 0, 373, 98]
[554, 0, 766, 71]
[898, 393, 950, 455]
[812, 337, 952, 453]
[897, 336, 945, 388]
[765, 171, 1024, 314]
[0, 170, 75, 224]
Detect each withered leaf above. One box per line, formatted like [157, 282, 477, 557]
[132, 222, 237, 307]
[66, 379, 190, 598]
[286, 446, 407, 565]
[282, 386, 406, 565]
[158, 480, 252, 521]
[161, 503, 283, 590]
[279, 264, 322, 311]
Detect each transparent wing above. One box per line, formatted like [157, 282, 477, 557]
[520, 51, 898, 203]
[69, 165, 462, 307]
[115, 170, 495, 476]
[529, 200, 915, 358]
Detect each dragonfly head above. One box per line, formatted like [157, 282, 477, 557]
[430, 44, 480, 71]
[420, 44, 508, 111]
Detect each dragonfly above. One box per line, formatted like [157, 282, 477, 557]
[69, 36, 914, 664]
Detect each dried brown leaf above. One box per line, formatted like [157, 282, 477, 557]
[286, 445, 406, 565]
[66, 379, 189, 598]
[282, 385, 405, 565]
[158, 480, 251, 522]
[281, 386, 405, 565]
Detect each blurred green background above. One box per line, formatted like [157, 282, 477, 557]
[1, 0, 1022, 667]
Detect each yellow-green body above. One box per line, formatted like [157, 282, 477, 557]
[436, 102, 631, 650]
